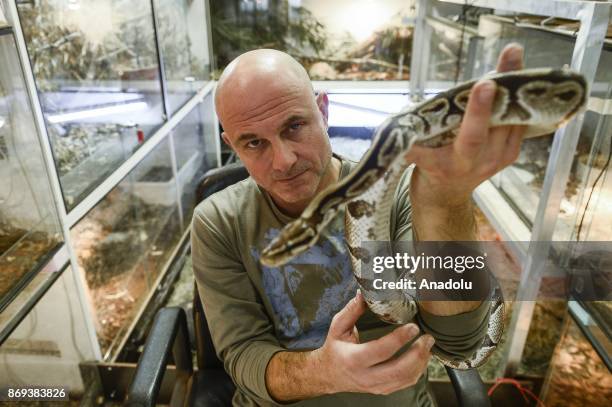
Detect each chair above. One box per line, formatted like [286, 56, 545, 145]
[126, 163, 491, 407]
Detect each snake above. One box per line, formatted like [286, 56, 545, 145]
[259, 68, 587, 369]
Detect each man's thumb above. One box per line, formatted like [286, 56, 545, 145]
[329, 290, 367, 337]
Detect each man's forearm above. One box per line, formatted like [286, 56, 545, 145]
[410, 167, 477, 242]
[410, 168, 483, 316]
[265, 349, 330, 403]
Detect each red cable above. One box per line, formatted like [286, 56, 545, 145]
[487, 377, 547, 406]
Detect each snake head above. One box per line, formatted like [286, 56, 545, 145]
[260, 217, 318, 267]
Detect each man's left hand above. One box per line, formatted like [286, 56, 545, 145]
[405, 43, 525, 209]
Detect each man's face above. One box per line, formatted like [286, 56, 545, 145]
[220, 80, 332, 210]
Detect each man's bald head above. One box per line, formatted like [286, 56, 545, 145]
[214, 49, 336, 217]
[215, 49, 314, 125]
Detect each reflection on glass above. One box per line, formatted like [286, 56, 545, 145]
[0, 32, 62, 308]
[71, 138, 181, 357]
[211, 0, 414, 80]
[17, 0, 166, 210]
[172, 94, 218, 228]
[426, 16, 478, 84]
[155, 0, 211, 115]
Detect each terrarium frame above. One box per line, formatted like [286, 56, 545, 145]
[1, 0, 219, 370]
[410, 0, 611, 376]
[0, 23, 68, 330]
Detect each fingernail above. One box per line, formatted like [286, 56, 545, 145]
[508, 45, 523, 65]
[424, 335, 435, 350]
[478, 81, 496, 104]
[354, 289, 362, 303]
[406, 324, 419, 336]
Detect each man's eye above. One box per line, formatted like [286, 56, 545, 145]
[246, 139, 262, 149]
[289, 122, 304, 131]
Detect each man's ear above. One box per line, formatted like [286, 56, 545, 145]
[315, 91, 329, 128]
[221, 132, 232, 148]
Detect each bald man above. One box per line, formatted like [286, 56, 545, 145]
[192, 46, 525, 406]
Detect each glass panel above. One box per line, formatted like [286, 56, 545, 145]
[542, 309, 611, 406]
[17, 0, 166, 210]
[425, 15, 480, 86]
[476, 15, 575, 228]
[0, 32, 63, 309]
[0, 266, 95, 395]
[210, 0, 414, 80]
[581, 302, 612, 352]
[70, 138, 182, 358]
[0, 247, 68, 337]
[0, 7, 7, 27]
[172, 93, 218, 228]
[154, 0, 212, 115]
[555, 62, 612, 241]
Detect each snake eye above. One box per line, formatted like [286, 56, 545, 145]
[555, 90, 577, 101]
[526, 87, 547, 96]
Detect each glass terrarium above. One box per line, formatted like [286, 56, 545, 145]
[210, 0, 415, 80]
[70, 138, 182, 358]
[154, 0, 212, 115]
[477, 15, 612, 241]
[171, 93, 219, 228]
[16, 0, 166, 210]
[0, 27, 63, 311]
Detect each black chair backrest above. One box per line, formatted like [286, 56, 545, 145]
[193, 163, 250, 370]
[195, 163, 250, 205]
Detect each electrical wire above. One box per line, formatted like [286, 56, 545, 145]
[576, 83, 612, 241]
[576, 122, 612, 241]
[454, 1, 470, 83]
[487, 377, 547, 406]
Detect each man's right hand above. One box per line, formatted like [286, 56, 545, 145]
[313, 290, 435, 395]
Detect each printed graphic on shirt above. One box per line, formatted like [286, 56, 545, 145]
[250, 222, 357, 349]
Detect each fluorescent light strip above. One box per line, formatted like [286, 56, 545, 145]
[65, 82, 215, 227]
[47, 101, 148, 124]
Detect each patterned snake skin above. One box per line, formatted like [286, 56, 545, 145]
[260, 68, 587, 369]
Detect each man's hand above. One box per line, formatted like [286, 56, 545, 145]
[315, 291, 434, 395]
[406, 43, 526, 211]
[265, 291, 435, 402]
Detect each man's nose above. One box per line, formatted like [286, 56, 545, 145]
[271, 140, 297, 173]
